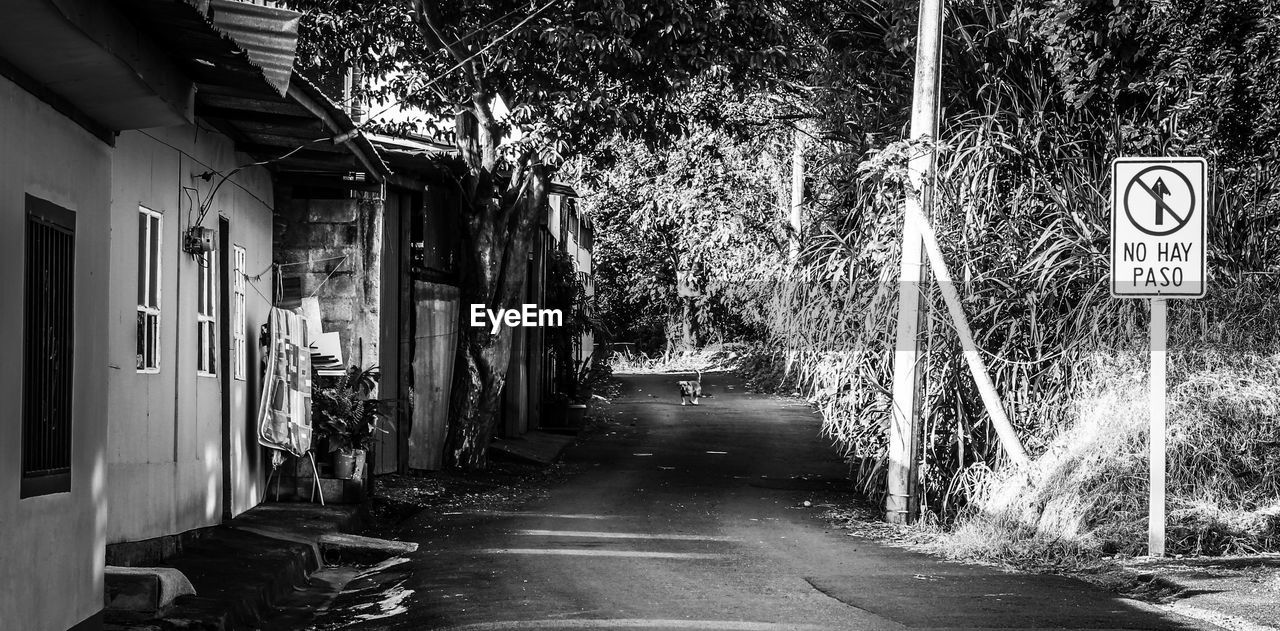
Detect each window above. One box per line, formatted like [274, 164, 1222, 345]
[23, 195, 75, 498]
[137, 207, 161, 372]
[410, 189, 461, 281]
[232, 245, 247, 380]
[197, 249, 216, 375]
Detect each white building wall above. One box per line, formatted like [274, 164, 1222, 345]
[0, 74, 111, 631]
[105, 125, 275, 544]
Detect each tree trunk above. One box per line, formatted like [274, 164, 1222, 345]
[680, 296, 697, 352]
[445, 322, 514, 470]
[442, 106, 550, 471]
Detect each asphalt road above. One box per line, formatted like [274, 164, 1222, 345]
[309, 372, 1217, 631]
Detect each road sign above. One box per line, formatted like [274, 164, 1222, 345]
[1111, 157, 1207, 298]
[1110, 157, 1209, 558]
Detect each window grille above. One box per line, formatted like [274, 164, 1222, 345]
[137, 207, 162, 372]
[197, 250, 217, 375]
[22, 195, 75, 497]
[233, 245, 247, 380]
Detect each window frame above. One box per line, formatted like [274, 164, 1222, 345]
[196, 249, 217, 376]
[22, 195, 76, 498]
[136, 206, 162, 374]
[232, 245, 247, 381]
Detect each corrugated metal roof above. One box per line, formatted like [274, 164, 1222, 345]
[207, 0, 300, 96]
[113, 0, 386, 182]
[367, 132, 456, 156]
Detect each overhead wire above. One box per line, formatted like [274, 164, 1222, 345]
[191, 137, 332, 228]
[141, 0, 564, 275]
[331, 3, 531, 109]
[137, 129, 276, 213]
[360, 0, 565, 125]
[143, 0, 564, 207]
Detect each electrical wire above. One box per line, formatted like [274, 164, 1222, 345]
[361, 0, 565, 125]
[331, 3, 531, 108]
[242, 271, 277, 307]
[192, 137, 332, 228]
[141, 1, 562, 244]
[144, 0, 564, 209]
[307, 254, 350, 299]
[245, 255, 350, 284]
[137, 130, 276, 213]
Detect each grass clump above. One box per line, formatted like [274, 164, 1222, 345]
[935, 350, 1280, 568]
[607, 342, 751, 374]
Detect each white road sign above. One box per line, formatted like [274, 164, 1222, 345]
[1110, 157, 1207, 298]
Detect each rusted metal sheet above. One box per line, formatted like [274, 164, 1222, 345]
[409, 281, 459, 471]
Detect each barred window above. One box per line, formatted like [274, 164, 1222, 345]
[23, 195, 75, 498]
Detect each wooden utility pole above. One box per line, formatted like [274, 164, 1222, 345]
[887, 0, 945, 524]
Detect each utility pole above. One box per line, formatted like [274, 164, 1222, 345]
[887, 0, 945, 524]
[789, 122, 807, 264]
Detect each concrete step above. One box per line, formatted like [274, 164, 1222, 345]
[100, 503, 418, 630]
[318, 532, 418, 565]
[104, 566, 195, 613]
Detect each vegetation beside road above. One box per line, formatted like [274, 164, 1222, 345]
[587, 0, 1280, 564]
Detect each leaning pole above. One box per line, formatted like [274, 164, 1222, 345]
[886, 0, 944, 524]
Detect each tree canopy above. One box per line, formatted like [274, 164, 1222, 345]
[291, 0, 812, 469]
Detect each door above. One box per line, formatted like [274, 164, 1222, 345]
[218, 216, 233, 520]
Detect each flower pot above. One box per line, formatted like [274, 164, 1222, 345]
[332, 449, 356, 480]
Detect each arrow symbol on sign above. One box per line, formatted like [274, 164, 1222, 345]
[1135, 176, 1185, 226]
[1151, 177, 1171, 224]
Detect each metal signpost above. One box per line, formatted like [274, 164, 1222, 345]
[1110, 157, 1207, 557]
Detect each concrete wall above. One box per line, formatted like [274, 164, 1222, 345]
[0, 74, 111, 631]
[105, 125, 275, 544]
[274, 191, 383, 371]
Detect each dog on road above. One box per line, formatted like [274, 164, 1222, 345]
[678, 370, 703, 405]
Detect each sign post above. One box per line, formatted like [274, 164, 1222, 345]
[1110, 157, 1207, 557]
[1148, 296, 1167, 556]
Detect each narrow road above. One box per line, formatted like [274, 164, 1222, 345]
[311, 373, 1215, 631]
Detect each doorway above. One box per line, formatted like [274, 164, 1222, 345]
[218, 215, 233, 520]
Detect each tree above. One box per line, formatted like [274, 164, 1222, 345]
[585, 122, 786, 355]
[292, 0, 801, 469]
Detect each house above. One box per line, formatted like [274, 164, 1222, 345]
[273, 129, 465, 474]
[273, 115, 598, 469]
[0, 1, 382, 629]
[550, 186, 596, 376]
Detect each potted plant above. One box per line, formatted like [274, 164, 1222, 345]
[312, 365, 386, 480]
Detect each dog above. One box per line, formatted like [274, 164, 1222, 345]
[677, 370, 703, 405]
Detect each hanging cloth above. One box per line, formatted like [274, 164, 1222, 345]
[257, 307, 313, 456]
